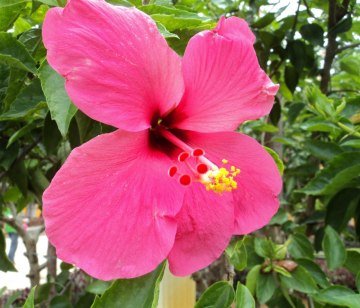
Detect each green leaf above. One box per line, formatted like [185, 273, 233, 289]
[2, 68, 27, 112]
[296, 259, 330, 288]
[0, 0, 27, 31]
[235, 283, 255, 308]
[91, 263, 165, 308]
[356, 272, 360, 293]
[280, 266, 318, 294]
[0, 79, 45, 120]
[254, 237, 274, 259]
[49, 295, 72, 308]
[86, 280, 113, 295]
[195, 281, 234, 308]
[39, 62, 77, 137]
[323, 226, 347, 270]
[23, 286, 36, 308]
[245, 265, 261, 295]
[305, 140, 343, 161]
[313, 286, 360, 308]
[300, 152, 360, 195]
[43, 113, 62, 155]
[264, 147, 284, 175]
[300, 24, 324, 46]
[256, 273, 276, 304]
[325, 189, 360, 232]
[7, 121, 39, 148]
[226, 238, 247, 271]
[0, 32, 36, 73]
[156, 22, 179, 39]
[0, 230, 17, 272]
[287, 233, 314, 260]
[252, 13, 275, 28]
[8, 159, 28, 196]
[284, 65, 299, 93]
[344, 249, 360, 274]
[331, 15, 352, 35]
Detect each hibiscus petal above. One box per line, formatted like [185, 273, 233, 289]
[170, 17, 278, 132]
[183, 131, 282, 235]
[43, 0, 184, 131]
[168, 183, 234, 276]
[43, 130, 185, 280]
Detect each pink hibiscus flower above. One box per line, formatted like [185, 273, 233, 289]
[42, 0, 282, 280]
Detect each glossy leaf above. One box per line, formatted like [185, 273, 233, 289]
[235, 283, 255, 308]
[195, 281, 235, 308]
[0, 32, 36, 73]
[91, 263, 165, 308]
[39, 61, 77, 137]
[301, 152, 360, 195]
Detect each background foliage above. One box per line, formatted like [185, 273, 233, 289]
[0, 0, 359, 307]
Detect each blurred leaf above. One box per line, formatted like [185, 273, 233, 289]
[49, 295, 72, 308]
[246, 265, 261, 295]
[286, 40, 307, 72]
[280, 266, 318, 293]
[254, 237, 274, 259]
[91, 263, 165, 308]
[0, 79, 45, 120]
[235, 283, 255, 308]
[269, 100, 281, 126]
[285, 65, 299, 93]
[331, 15, 352, 35]
[8, 159, 27, 195]
[300, 152, 360, 195]
[0, 230, 17, 272]
[313, 286, 360, 308]
[300, 24, 324, 46]
[195, 281, 234, 308]
[296, 259, 330, 288]
[305, 140, 343, 161]
[226, 238, 247, 271]
[323, 226, 346, 270]
[86, 280, 112, 295]
[325, 188, 360, 232]
[344, 249, 360, 274]
[43, 112, 62, 155]
[252, 13, 275, 28]
[0, 0, 27, 31]
[7, 121, 38, 147]
[0, 32, 36, 73]
[256, 273, 276, 304]
[288, 233, 314, 260]
[39, 62, 77, 137]
[2, 68, 27, 112]
[23, 286, 36, 308]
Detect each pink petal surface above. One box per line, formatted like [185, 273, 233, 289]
[170, 17, 279, 132]
[43, 0, 183, 131]
[168, 182, 234, 276]
[183, 130, 282, 235]
[43, 130, 185, 280]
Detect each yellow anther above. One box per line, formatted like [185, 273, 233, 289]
[200, 160, 241, 195]
[222, 159, 228, 164]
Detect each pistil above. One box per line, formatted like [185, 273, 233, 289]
[158, 127, 240, 194]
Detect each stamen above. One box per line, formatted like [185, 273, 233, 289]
[178, 152, 190, 162]
[179, 174, 191, 186]
[192, 148, 204, 157]
[168, 166, 178, 177]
